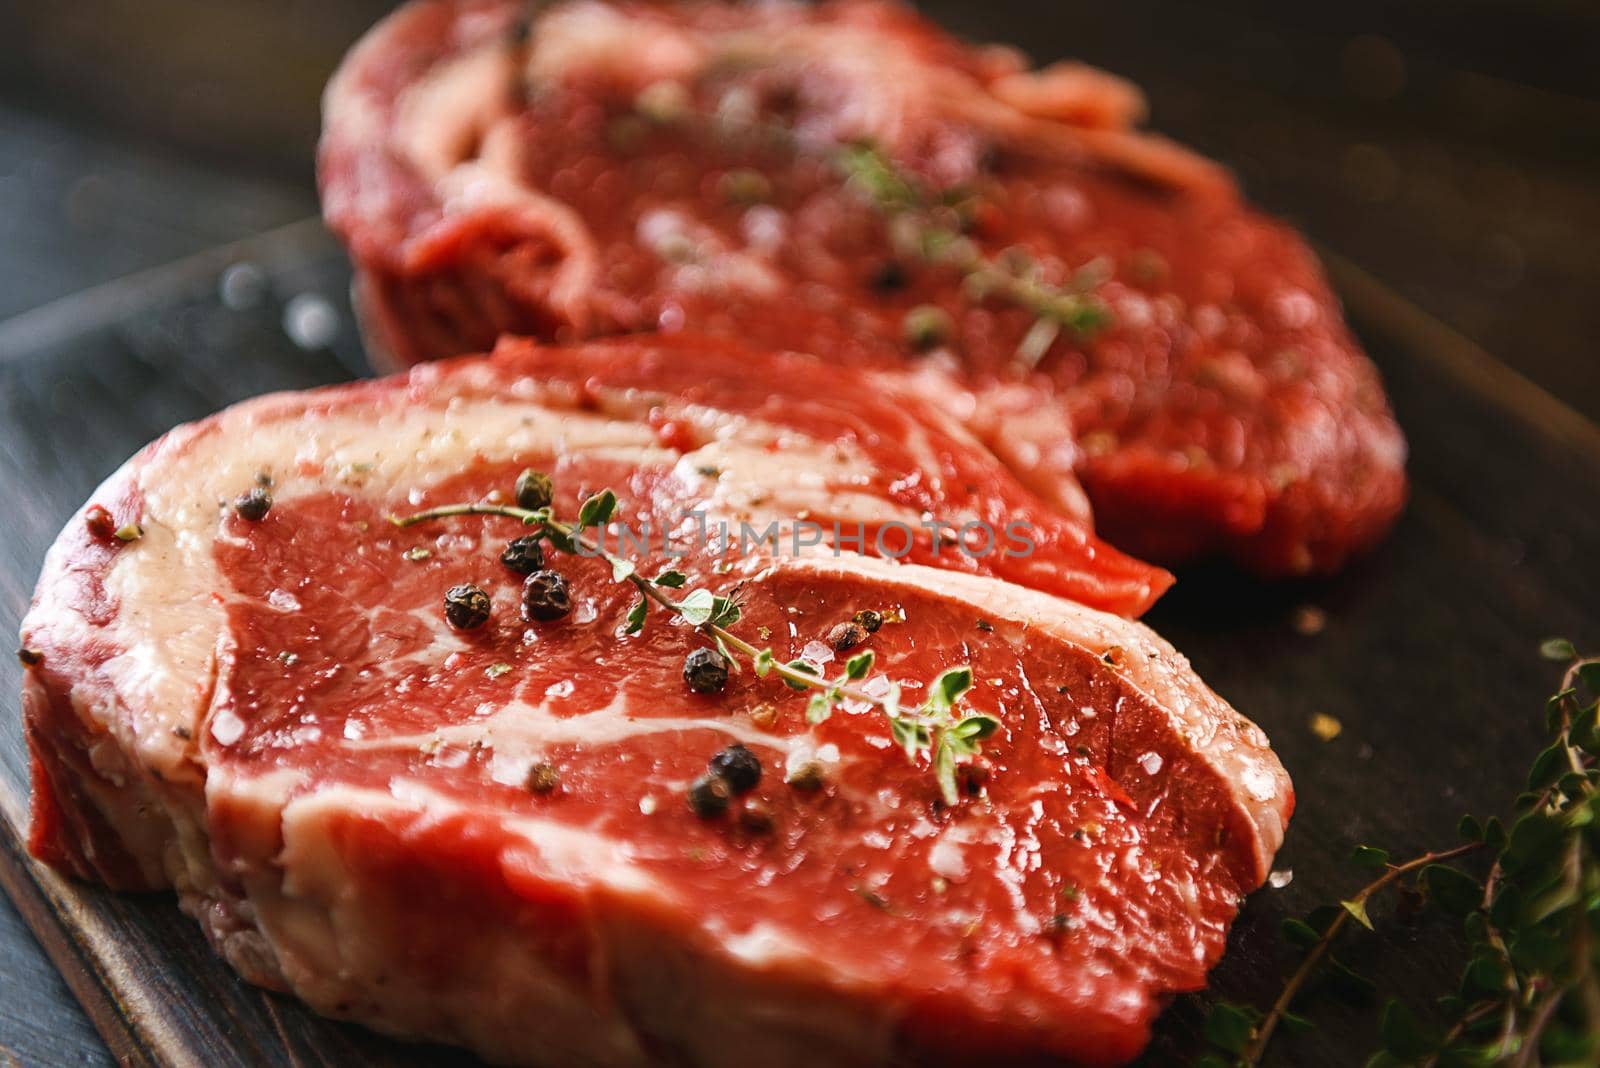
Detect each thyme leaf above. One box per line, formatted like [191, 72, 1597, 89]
[394, 491, 1000, 804]
[837, 143, 1115, 365]
[1205, 646, 1600, 1067]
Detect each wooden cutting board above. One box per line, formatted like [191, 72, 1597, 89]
[0, 219, 1595, 1067]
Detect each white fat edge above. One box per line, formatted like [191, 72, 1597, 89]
[700, 914, 900, 1000]
[717, 922, 818, 969]
[773, 552, 1292, 881]
[18, 496, 218, 785]
[387, 24, 607, 320]
[401, 779, 669, 898]
[636, 206, 784, 297]
[93, 389, 665, 763]
[673, 441, 916, 530]
[655, 397, 944, 532]
[526, 3, 706, 89]
[211, 766, 666, 903]
[341, 688, 799, 787]
[519, 5, 993, 155]
[394, 41, 520, 184]
[664, 390, 1026, 537]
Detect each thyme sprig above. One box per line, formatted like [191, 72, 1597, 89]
[393, 489, 1000, 805]
[836, 144, 1114, 366]
[1203, 646, 1600, 1067]
[620, 79, 1112, 366]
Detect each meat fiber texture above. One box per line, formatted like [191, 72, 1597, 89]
[21, 338, 1291, 1067]
[319, 0, 1408, 577]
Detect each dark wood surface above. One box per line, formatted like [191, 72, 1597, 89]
[0, 2, 1596, 1066]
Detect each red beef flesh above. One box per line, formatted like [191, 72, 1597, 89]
[21, 338, 1290, 1067]
[320, 0, 1407, 576]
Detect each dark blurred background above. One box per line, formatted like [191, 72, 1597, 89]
[0, 2, 1595, 1064]
[0, 1, 1595, 412]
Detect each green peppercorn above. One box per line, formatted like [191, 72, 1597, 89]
[514, 468, 554, 511]
[521, 569, 572, 622]
[500, 535, 545, 575]
[708, 743, 762, 793]
[852, 609, 884, 633]
[235, 488, 272, 521]
[683, 647, 730, 693]
[903, 304, 953, 352]
[688, 773, 732, 818]
[443, 584, 492, 630]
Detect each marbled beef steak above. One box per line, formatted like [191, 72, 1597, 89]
[320, 0, 1407, 576]
[21, 337, 1290, 1066]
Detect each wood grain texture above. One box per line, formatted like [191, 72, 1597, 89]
[0, 217, 1595, 1067]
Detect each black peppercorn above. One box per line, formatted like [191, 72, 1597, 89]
[708, 743, 762, 793]
[688, 773, 731, 818]
[500, 535, 545, 575]
[852, 609, 884, 633]
[869, 260, 907, 293]
[827, 621, 865, 652]
[522, 569, 572, 622]
[683, 647, 730, 693]
[514, 468, 554, 511]
[235, 488, 272, 521]
[443, 584, 492, 629]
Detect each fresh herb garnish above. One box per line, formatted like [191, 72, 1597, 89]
[836, 144, 1115, 366]
[623, 95, 1110, 366]
[1203, 645, 1600, 1067]
[394, 480, 1001, 805]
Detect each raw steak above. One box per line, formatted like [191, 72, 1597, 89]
[320, 0, 1408, 576]
[21, 337, 1290, 1067]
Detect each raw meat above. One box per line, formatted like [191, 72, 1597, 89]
[320, 0, 1408, 576]
[21, 337, 1290, 1067]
